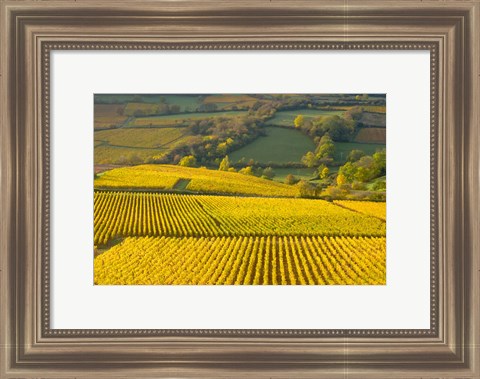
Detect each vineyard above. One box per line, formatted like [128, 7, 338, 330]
[94, 191, 386, 245]
[334, 200, 386, 221]
[94, 235, 386, 285]
[94, 165, 299, 197]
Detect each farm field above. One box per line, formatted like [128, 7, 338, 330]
[128, 110, 247, 127]
[334, 142, 386, 163]
[93, 93, 388, 286]
[273, 167, 317, 183]
[359, 112, 386, 127]
[229, 127, 316, 164]
[94, 129, 195, 165]
[334, 200, 386, 221]
[94, 235, 386, 285]
[93, 191, 386, 245]
[95, 128, 188, 149]
[94, 165, 299, 197]
[355, 128, 386, 143]
[265, 109, 345, 126]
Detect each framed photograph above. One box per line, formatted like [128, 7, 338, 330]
[1, 1, 478, 378]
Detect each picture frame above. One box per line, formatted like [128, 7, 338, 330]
[1, 0, 478, 377]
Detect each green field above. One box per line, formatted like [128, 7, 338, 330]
[266, 109, 345, 127]
[94, 128, 196, 165]
[128, 110, 248, 127]
[95, 94, 202, 111]
[334, 142, 385, 163]
[273, 167, 317, 183]
[229, 127, 316, 164]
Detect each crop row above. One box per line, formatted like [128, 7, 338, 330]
[94, 235, 386, 285]
[94, 191, 386, 245]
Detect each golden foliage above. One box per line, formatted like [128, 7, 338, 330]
[94, 235, 386, 285]
[334, 200, 386, 221]
[94, 191, 386, 245]
[94, 165, 299, 197]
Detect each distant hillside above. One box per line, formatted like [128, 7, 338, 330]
[94, 164, 299, 197]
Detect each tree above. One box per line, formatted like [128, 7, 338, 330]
[178, 155, 197, 167]
[315, 134, 335, 160]
[262, 167, 275, 180]
[373, 149, 386, 176]
[319, 165, 330, 180]
[336, 173, 347, 186]
[239, 166, 254, 175]
[347, 149, 365, 162]
[297, 180, 316, 198]
[301, 151, 318, 168]
[219, 155, 230, 171]
[285, 174, 299, 185]
[339, 161, 356, 182]
[294, 114, 304, 128]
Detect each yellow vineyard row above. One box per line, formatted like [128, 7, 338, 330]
[94, 164, 299, 197]
[334, 200, 386, 221]
[94, 235, 386, 285]
[94, 191, 386, 245]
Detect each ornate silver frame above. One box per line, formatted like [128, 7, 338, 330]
[1, 1, 478, 377]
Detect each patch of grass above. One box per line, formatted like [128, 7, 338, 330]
[129, 111, 247, 127]
[163, 95, 202, 112]
[334, 142, 385, 163]
[229, 126, 316, 164]
[124, 102, 162, 116]
[94, 146, 167, 165]
[273, 167, 317, 183]
[94, 128, 198, 164]
[95, 128, 189, 149]
[266, 109, 345, 126]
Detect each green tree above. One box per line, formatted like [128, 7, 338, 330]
[301, 151, 318, 168]
[315, 134, 335, 160]
[219, 155, 230, 171]
[178, 155, 197, 167]
[347, 149, 365, 162]
[373, 149, 386, 176]
[262, 167, 275, 180]
[297, 180, 316, 198]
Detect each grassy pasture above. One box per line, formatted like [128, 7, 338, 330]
[129, 110, 247, 127]
[266, 109, 345, 126]
[94, 116, 129, 130]
[273, 168, 317, 183]
[94, 146, 167, 165]
[94, 128, 196, 164]
[163, 95, 202, 112]
[94, 104, 125, 116]
[355, 128, 386, 144]
[334, 142, 385, 163]
[229, 126, 316, 164]
[94, 104, 128, 130]
[95, 128, 189, 149]
[203, 94, 258, 110]
[124, 102, 162, 116]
